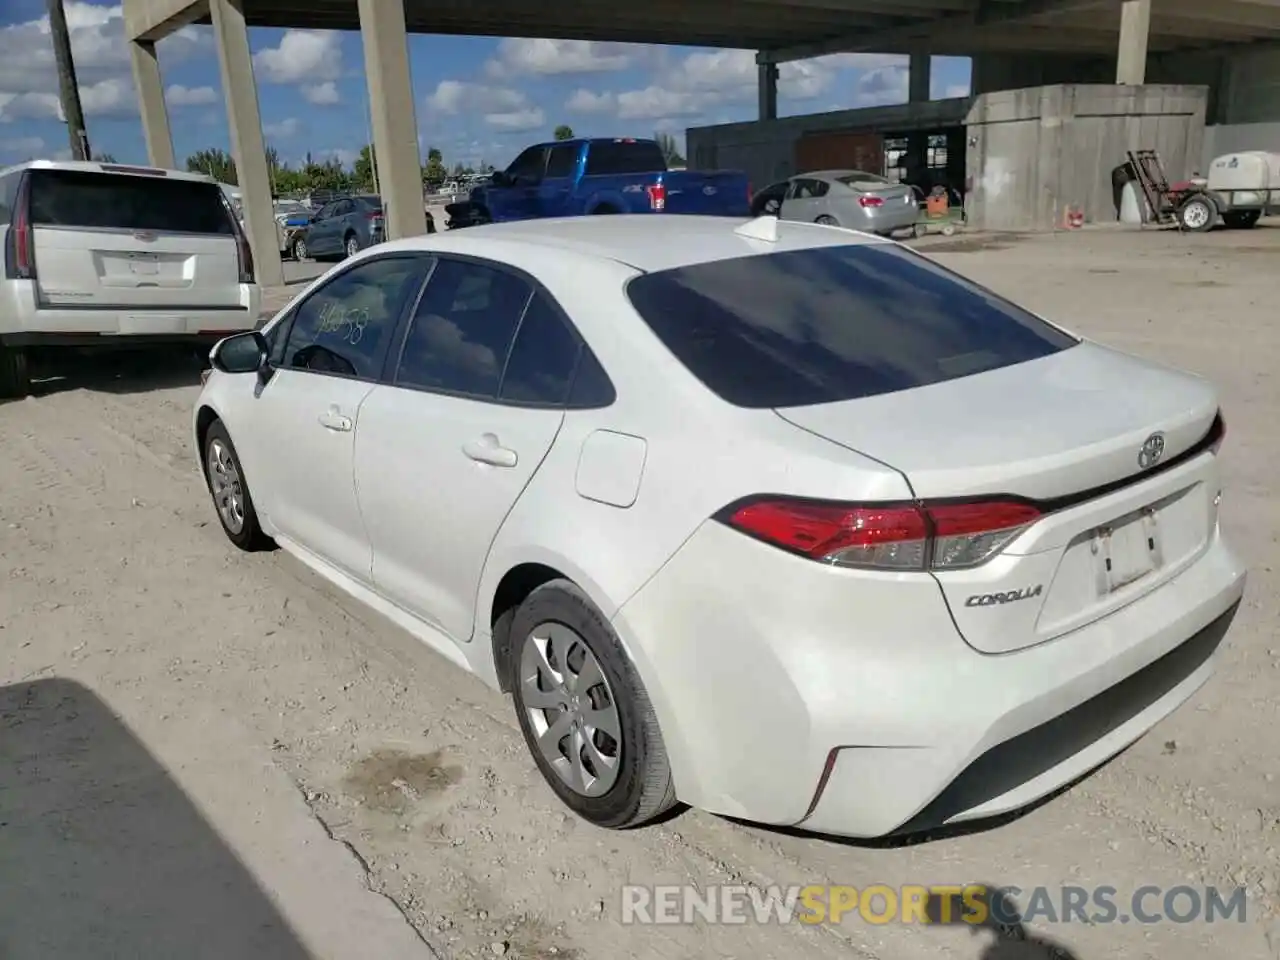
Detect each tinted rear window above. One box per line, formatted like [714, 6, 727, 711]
[625, 244, 1078, 409]
[584, 141, 667, 176]
[836, 172, 890, 187]
[28, 170, 236, 234]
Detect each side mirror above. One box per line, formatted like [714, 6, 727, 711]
[211, 331, 269, 375]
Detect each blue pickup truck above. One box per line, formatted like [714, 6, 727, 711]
[444, 137, 751, 228]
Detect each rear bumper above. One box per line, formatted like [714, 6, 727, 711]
[861, 203, 921, 234]
[612, 519, 1246, 838]
[0, 281, 261, 343]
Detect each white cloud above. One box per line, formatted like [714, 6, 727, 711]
[424, 80, 527, 116]
[484, 38, 636, 78]
[853, 65, 909, 107]
[253, 29, 342, 85]
[0, 3, 204, 123]
[166, 84, 218, 107]
[484, 107, 545, 133]
[588, 50, 909, 126]
[565, 89, 615, 114]
[0, 135, 44, 158]
[302, 81, 340, 105]
[264, 117, 302, 139]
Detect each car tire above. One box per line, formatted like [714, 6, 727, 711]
[1178, 196, 1216, 233]
[815, 214, 839, 226]
[344, 234, 360, 258]
[507, 580, 677, 829]
[0, 346, 31, 399]
[202, 419, 271, 552]
[291, 236, 308, 260]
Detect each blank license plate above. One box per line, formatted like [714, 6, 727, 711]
[128, 254, 159, 275]
[117, 315, 187, 335]
[1094, 510, 1163, 594]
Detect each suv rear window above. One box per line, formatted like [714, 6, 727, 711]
[27, 170, 236, 235]
[584, 140, 667, 176]
[625, 244, 1079, 409]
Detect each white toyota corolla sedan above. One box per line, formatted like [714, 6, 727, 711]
[193, 214, 1246, 838]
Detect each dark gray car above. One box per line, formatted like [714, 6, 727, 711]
[295, 195, 384, 261]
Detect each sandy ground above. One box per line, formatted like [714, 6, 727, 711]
[2, 222, 1279, 960]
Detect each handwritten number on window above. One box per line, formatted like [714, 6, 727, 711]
[316, 301, 370, 346]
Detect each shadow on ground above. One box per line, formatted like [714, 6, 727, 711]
[0, 677, 313, 960]
[20, 347, 206, 401]
[927, 884, 1082, 959]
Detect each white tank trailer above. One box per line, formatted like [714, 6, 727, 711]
[1177, 151, 1280, 232]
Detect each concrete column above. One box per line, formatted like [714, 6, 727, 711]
[909, 52, 931, 103]
[758, 62, 778, 121]
[1116, 0, 1151, 85]
[130, 40, 175, 169]
[209, 0, 283, 288]
[357, 0, 427, 240]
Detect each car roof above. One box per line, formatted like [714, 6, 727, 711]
[0, 159, 217, 183]
[802, 169, 887, 180]
[377, 214, 890, 274]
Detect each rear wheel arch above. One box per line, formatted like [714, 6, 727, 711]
[491, 562, 570, 693]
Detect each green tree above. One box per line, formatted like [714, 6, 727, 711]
[186, 147, 237, 184]
[353, 144, 377, 190]
[421, 146, 447, 187]
[655, 131, 685, 167]
[553, 124, 574, 141]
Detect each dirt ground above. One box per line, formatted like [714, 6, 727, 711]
[2, 222, 1279, 960]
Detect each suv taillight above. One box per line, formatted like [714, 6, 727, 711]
[236, 226, 254, 284]
[647, 183, 666, 212]
[4, 173, 34, 280]
[718, 497, 1041, 571]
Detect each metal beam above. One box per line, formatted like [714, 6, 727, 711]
[760, 0, 1114, 62]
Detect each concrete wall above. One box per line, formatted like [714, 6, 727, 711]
[965, 84, 1207, 232]
[124, 0, 204, 41]
[1204, 122, 1280, 169]
[685, 98, 969, 187]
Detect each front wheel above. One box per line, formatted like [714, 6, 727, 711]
[203, 420, 271, 551]
[0, 346, 31, 399]
[344, 234, 361, 258]
[1178, 196, 1216, 232]
[1223, 210, 1261, 230]
[291, 236, 308, 260]
[508, 580, 677, 829]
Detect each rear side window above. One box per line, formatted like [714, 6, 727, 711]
[27, 170, 235, 234]
[584, 141, 667, 176]
[545, 144, 579, 179]
[624, 244, 1079, 409]
[498, 293, 582, 405]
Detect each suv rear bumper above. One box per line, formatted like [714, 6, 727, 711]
[1, 330, 242, 350]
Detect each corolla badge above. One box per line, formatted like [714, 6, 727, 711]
[1138, 432, 1166, 470]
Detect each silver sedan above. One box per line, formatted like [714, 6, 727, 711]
[752, 170, 921, 237]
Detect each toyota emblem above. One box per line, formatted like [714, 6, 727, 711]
[1137, 432, 1166, 470]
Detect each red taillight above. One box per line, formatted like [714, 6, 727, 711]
[647, 183, 666, 211]
[5, 173, 34, 280]
[721, 497, 1040, 571]
[366, 211, 382, 221]
[858, 195, 884, 208]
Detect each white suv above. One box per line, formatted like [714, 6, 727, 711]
[0, 160, 261, 397]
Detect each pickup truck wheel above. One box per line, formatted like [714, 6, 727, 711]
[592, 206, 620, 215]
[0, 346, 32, 399]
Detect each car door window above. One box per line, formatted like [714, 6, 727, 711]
[544, 144, 578, 179]
[498, 293, 583, 405]
[810, 179, 830, 198]
[507, 147, 547, 183]
[281, 256, 427, 380]
[331, 199, 353, 218]
[784, 180, 805, 200]
[394, 258, 533, 398]
[313, 202, 336, 221]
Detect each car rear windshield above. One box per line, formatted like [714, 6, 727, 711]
[624, 243, 1079, 409]
[584, 140, 667, 176]
[27, 169, 236, 235]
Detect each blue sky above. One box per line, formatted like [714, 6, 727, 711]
[0, 0, 972, 172]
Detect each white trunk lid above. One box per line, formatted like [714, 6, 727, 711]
[776, 343, 1223, 653]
